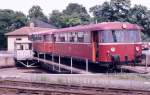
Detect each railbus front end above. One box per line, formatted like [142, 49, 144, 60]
[100, 30, 141, 65]
[91, 24, 142, 67]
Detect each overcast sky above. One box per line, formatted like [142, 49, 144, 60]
[0, 0, 149, 16]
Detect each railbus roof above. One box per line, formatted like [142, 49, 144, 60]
[34, 22, 143, 35]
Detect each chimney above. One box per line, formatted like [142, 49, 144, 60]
[30, 22, 34, 27]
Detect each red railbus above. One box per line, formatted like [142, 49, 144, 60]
[30, 22, 142, 67]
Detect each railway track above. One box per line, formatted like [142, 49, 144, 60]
[0, 79, 149, 95]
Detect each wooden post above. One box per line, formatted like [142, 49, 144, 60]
[145, 54, 147, 73]
[44, 53, 46, 63]
[44, 53, 46, 60]
[86, 59, 88, 72]
[27, 60, 29, 67]
[52, 54, 55, 71]
[58, 55, 61, 72]
[71, 57, 73, 74]
[5, 57, 8, 65]
[37, 52, 39, 63]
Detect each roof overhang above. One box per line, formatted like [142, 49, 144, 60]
[29, 29, 56, 35]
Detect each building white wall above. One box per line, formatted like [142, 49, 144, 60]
[7, 36, 29, 52]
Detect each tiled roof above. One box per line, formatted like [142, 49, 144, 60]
[5, 27, 52, 36]
[31, 19, 57, 29]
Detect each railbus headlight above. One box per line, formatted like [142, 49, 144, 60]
[111, 47, 116, 52]
[136, 46, 140, 51]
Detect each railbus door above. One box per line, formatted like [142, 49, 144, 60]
[91, 31, 99, 62]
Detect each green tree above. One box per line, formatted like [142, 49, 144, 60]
[49, 10, 63, 28]
[90, 0, 131, 22]
[127, 4, 150, 40]
[63, 3, 88, 15]
[128, 5, 150, 34]
[0, 9, 27, 33]
[9, 12, 27, 31]
[60, 13, 82, 27]
[28, 5, 48, 22]
[49, 11, 82, 28]
[110, 0, 131, 21]
[128, 5, 148, 24]
[49, 3, 90, 28]
[63, 3, 90, 25]
[0, 9, 27, 49]
[90, 2, 111, 22]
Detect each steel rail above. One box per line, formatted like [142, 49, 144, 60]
[0, 79, 149, 95]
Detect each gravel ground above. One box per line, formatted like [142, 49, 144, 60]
[0, 72, 150, 91]
[0, 67, 149, 90]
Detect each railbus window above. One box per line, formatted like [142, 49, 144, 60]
[43, 35, 46, 41]
[68, 32, 77, 42]
[35, 34, 42, 41]
[37, 35, 40, 40]
[55, 33, 60, 42]
[83, 32, 91, 43]
[66, 32, 91, 43]
[33, 35, 36, 41]
[100, 30, 141, 43]
[34, 35, 37, 41]
[50, 34, 54, 42]
[29, 35, 34, 41]
[112, 30, 125, 42]
[67, 32, 91, 43]
[44, 34, 53, 42]
[44, 35, 49, 42]
[38, 35, 44, 41]
[100, 30, 114, 43]
[64, 33, 68, 42]
[39, 35, 44, 41]
[52, 34, 56, 42]
[59, 33, 67, 42]
[77, 32, 84, 42]
[127, 30, 141, 43]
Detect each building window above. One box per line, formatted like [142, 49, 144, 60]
[24, 44, 29, 50]
[24, 43, 32, 50]
[16, 38, 22, 40]
[16, 44, 23, 50]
